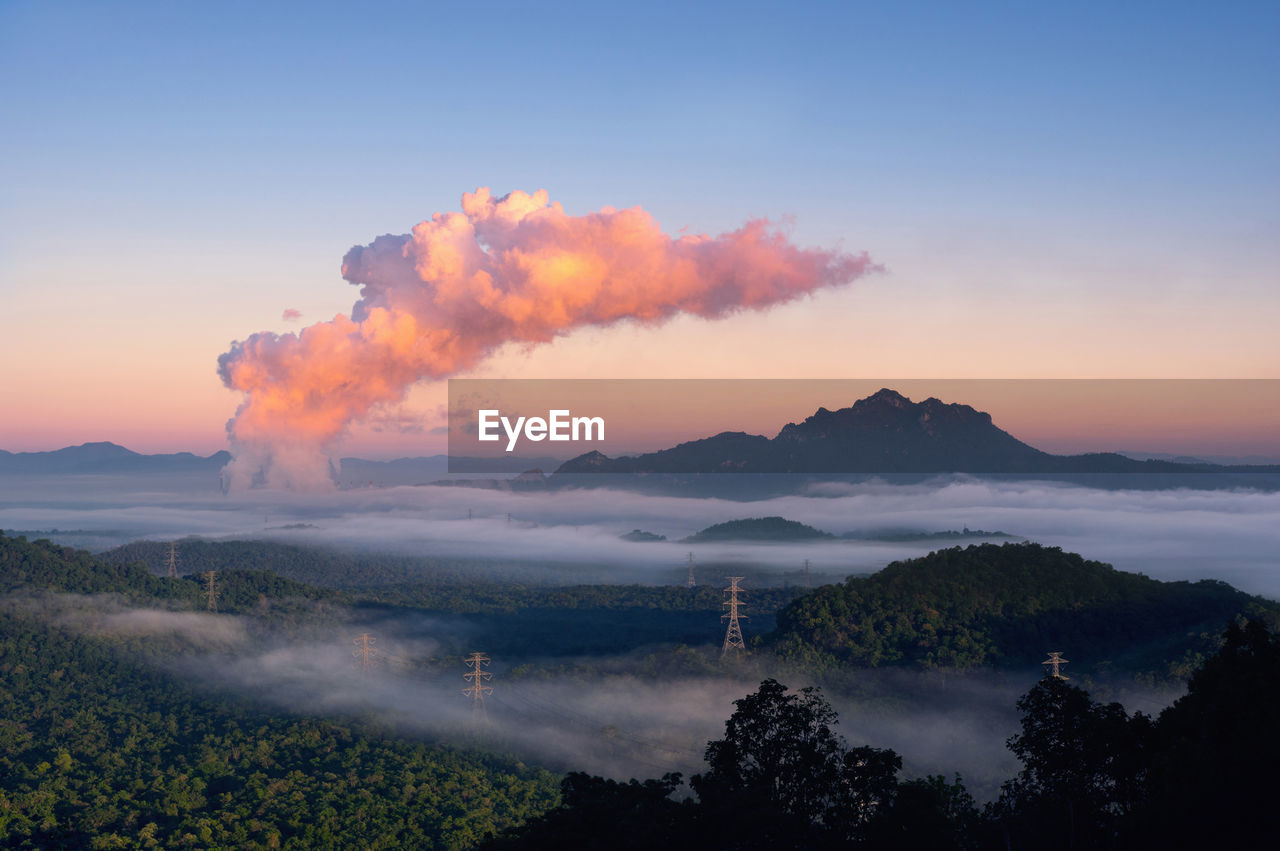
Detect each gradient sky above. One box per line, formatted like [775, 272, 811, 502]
[2, 1, 1276, 457]
[446, 379, 1280, 459]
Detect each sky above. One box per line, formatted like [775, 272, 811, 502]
[2, 0, 1277, 457]
[447, 378, 1280, 459]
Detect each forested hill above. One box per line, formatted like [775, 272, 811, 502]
[1, 532, 190, 600]
[2, 531, 344, 615]
[94, 537, 807, 657]
[769, 542, 1280, 676]
[0, 531, 560, 848]
[682, 516, 832, 542]
[96, 537, 805, 616]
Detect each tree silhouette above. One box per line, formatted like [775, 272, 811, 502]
[991, 675, 1152, 849]
[865, 774, 982, 850]
[1140, 619, 1280, 846]
[692, 678, 900, 848]
[483, 772, 690, 850]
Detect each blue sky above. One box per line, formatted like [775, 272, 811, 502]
[1, 0, 1276, 453]
[7, 1, 1276, 235]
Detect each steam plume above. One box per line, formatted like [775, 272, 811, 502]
[218, 188, 879, 489]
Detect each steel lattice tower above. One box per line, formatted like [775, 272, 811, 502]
[463, 652, 493, 715]
[166, 542, 178, 578]
[686, 552, 696, 588]
[1043, 651, 1069, 680]
[721, 577, 748, 656]
[353, 633, 378, 673]
[203, 570, 218, 612]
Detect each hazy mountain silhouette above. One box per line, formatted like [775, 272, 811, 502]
[9, 391, 1275, 484]
[0, 442, 231, 474]
[554, 388, 1272, 475]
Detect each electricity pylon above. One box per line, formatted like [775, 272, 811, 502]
[802, 558, 811, 589]
[686, 552, 696, 589]
[203, 570, 218, 612]
[166, 542, 178, 578]
[463, 652, 493, 716]
[721, 577, 748, 657]
[1043, 651, 1069, 680]
[353, 633, 377, 673]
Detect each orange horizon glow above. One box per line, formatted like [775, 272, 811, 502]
[445, 379, 1280, 462]
[4, 379, 1277, 461]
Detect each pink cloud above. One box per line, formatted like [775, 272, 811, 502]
[219, 188, 881, 489]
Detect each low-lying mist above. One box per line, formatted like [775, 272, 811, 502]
[2, 472, 1279, 597]
[16, 592, 1185, 803]
[0, 468, 1261, 799]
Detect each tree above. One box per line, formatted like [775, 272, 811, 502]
[865, 774, 982, 850]
[1138, 619, 1280, 847]
[991, 676, 1151, 850]
[691, 679, 901, 848]
[482, 772, 690, 850]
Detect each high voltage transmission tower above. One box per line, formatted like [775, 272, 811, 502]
[721, 577, 748, 657]
[202, 570, 218, 612]
[1043, 651, 1069, 680]
[353, 633, 378, 673]
[686, 552, 696, 588]
[802, 558, 811, 589]
[463, 652, 493, 716]
[166, 542, 178, 578]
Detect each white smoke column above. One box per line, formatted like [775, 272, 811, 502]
[218, 188, 880, 489]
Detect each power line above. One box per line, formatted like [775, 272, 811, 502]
[507, 685, 698, 751]
[494, 687, 704, 761]
[377, 651, 414, 670]
[721, 576, 748, 657]
[166, 542, 178, 579]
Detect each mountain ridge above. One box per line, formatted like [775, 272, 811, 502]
[0, 441, 232, 473]
[6, 390, 1277, 481]
[555, 388, 1277, 476]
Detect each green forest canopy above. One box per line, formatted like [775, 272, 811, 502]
[4, 531, 1279, 847]
[683, 517, 833, 542]
[769, 542, 1280, 676]
[0, 531, 558, 849]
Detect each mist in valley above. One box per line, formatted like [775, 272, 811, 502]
[9, 588, 1188, 804]
[3, 471, 1279, 596]
[1, 469, 1267, 804]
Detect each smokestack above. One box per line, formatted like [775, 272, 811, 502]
[218, 188, 880, 489]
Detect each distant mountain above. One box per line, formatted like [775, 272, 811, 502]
[683, 516, 833, 543]
[336, 455, 449, 486]
[0, 442, 230, 474]
[338, 455, 565, 487]
[1117, 451, 1280, 466]
[0, 445, 565, 483]
[555, 388, 1274, 476]
[620, 529, 667, 542]
[841, 528, 1021, 543]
